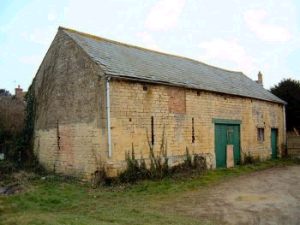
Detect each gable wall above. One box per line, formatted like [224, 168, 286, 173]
[33, 31, 108, 177]
[107, 79, 285, 176]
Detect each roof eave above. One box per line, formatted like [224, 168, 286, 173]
[106, 74, 286, 105]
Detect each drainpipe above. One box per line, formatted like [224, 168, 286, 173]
[106, 78, 112, 158]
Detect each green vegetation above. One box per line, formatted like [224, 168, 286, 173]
[242, 152, 260, 165]
[0, 158, 298, 225]
[19, 79, 37, 165]
[0, 89, 25, 164]
[118, 147, 206, 183]
[0, 79, 40, 176]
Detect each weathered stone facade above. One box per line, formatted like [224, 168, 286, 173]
[34, 31, 108, 177]
[33, 28, 285, 178]
[106, 80, 285, 176]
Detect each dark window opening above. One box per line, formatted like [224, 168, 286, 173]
[257, 128, 264, 142]
[151, 116, 154, 145]
[143, 85, 148, 91]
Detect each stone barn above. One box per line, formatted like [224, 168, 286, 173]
[33, 27, 286, 177]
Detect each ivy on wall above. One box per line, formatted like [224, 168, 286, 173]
[19, 78, 37, 164]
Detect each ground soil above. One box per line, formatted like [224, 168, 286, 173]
[163, 166, 300, 225]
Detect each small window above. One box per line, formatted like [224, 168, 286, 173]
[257, 128, 264, 142]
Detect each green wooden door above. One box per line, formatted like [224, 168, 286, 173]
[215, 124, 240, 168]
[215, 124, 227, 167]
[271, 129, 278, 159]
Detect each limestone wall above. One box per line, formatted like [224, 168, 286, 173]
[107, 79, 285, 175]
[33, 30, 108, 177]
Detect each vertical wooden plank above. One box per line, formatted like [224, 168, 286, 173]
[215, 124, 227, 168]
[271, 129, 278, 158]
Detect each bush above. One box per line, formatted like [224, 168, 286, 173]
[0, 160, 16, 177]
[242, 152, 259, 165]
[0, 94, 25, 164]
[0, 80, 44, 173]
[183, 147, 192, 169]
[193, 154, 207, 171]
[91, 169, 107, 187]
[119, 149, 150, 183]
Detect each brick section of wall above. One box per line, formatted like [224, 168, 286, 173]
[108, 79, 285, 175]
[35, 122, 106, 177]
[168, 87, 186, 113]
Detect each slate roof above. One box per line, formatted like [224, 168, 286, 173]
[61, 27, 285, 104]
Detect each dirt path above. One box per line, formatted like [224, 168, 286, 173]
[164, 166, 300, 225]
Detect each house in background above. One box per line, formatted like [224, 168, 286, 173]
[14, 85, 26, 101]
[32, 27, 286, 177]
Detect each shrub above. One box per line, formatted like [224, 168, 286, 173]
[0, 160, 16, 177]
[91, 169, 107, 188]
[183, 147, 192, 169]
[139, 158, 149, 178]
[119, 148, 149, 183]
[193, 154, 207, 171]
[162, 157, 169, 177]
[0, 80, 45, 173]
[242, 152, 260, 165]
[119, 146, 207, 183]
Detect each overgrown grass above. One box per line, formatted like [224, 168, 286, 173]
[0, 158, 298, 225]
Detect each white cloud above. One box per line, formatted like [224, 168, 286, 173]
[198, 38, 255, 74]
[145, 0, 186, 31]
[136, 31, 160, 51]
[244, 9, 292, 42]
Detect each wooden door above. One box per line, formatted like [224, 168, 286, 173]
[271, 129, 278, 159]
[215, 124, 240, 168]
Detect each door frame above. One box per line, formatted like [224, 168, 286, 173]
[213, 119, 242, 168]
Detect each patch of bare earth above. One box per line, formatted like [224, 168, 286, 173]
[163, 166, 300, 225]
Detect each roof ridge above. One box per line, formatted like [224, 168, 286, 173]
[59, 26, 243, 75]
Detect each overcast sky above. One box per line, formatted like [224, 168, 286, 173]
[0, 0, 299, 93]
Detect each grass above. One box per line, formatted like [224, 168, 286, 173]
[0, 158, 298, 225]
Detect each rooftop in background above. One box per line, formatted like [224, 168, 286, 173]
[60, 27, 285, 104]
[15, 85, 26, 101]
